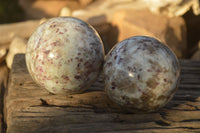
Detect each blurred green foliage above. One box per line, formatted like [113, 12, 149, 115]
[0, 0, 24, 24]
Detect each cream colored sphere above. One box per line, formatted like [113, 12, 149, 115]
[26, 17, 105, 95]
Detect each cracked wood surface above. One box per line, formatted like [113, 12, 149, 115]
[4, 54, 200, 133]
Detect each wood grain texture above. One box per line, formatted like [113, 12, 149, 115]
[4, 54, 200, 133]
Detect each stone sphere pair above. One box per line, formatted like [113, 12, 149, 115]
[26, 17, 180, 112]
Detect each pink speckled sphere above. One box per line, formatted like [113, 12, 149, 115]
[104, 36, 180, 112]
[26, 17, 105, 95]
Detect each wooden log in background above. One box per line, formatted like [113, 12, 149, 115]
[0, 20, 40, 45]
[3, 54, 200, 133]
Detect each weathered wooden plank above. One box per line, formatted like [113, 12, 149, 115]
[4, 54, 200, 133]
[179, 60, 200, 67]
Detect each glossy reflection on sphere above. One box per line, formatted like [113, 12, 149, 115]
[104, 36, 180, 112]
[26, 17, 105, 95]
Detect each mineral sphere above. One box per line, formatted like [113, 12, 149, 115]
[26, 17, 105, 95]
[104, 36, 180, 112]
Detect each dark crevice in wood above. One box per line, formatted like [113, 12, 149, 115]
[137, 127, 200, 130]
[164, 108, 200, 111]
[102, 127, 200, 131]
[164, 105, 200, 111]
[31, 103, 95, 111]
[0, 61, 9, 133]
[16, 116, 58, 119]
[185, 103, 199, 110]
[40, 98, 49, 106]
[159, 111, 175, 123]
[112, 115, 126, 123]
[48, 92, 56, 95]
[181, 119, 200, 122]
[164, 102, 200, 111]
[159, 112, 168, 120]
[0, 84, 7, 133]
[180, 127, 200, 130]
[172, 96, 197, 102]
[155, 120, 171, 126]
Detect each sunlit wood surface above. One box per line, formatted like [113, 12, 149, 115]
[4, 54, 200, 133]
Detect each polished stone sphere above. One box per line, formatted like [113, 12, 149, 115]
[104, 36, 180, 112]
[26, 17, 105, 95]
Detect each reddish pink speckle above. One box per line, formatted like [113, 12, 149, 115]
[39, 67, 43, 72]
[62, 75, 70, 81]
[74, 75, 81, 80]
[127, 66, 132, 71]
[59, 32, 64, 34]
[138, 88, 142, 92]
[95, 49, 100, 54]
[156, 82, 159, 86]
[51, 41, 61, 47]
[44, 50, 50, 55]
[164, 78, 167, 82]
[89, 43, 96, 45]
[77, 63, 81, 67]
[114, 55, 117, 60]
[137, 75, 140, 80]
[127, 66, 136, 72]
[52, 87, 56, 92]
[56, 81, 58, 84]
[62, 88, 67, 91]
[147, 69, 152, 72]
[65, 38, 69, 42]
[56, 28, 59, 33]
[111, 82, 116, 90]
[79, 58, 83, 62]
[84, 61, 89, 66]
[107, 62, 112, 66]
[68, 59, 73, 63]
[142, 91, 146, 95]
[156, 69, 161, 73]
[50, 24, 56, 28]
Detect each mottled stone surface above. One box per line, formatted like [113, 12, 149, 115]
[26, 17, 105, 95]
[104, 36, 180, 112]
